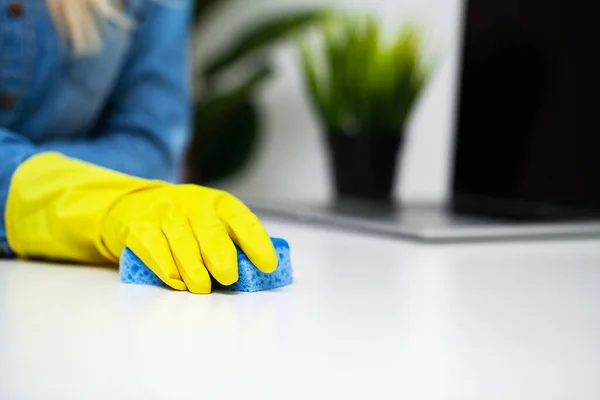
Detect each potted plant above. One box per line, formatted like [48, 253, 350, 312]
[298, 14, 432, 204]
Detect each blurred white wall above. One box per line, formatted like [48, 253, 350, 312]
[198, 0, 466, 205]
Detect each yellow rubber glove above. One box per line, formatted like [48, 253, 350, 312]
[5, 152, 277, 294]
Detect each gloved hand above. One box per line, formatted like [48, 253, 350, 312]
[5, 152, 277, 294]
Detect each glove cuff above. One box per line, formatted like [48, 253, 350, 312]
[6, 152, 163, 264]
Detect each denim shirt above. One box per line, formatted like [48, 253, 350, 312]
[0, 0, 192, 256]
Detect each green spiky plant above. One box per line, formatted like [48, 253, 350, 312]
[188, 2, 325, 183]
[297, 14, 433, 202]
[298, 14, 431, 136]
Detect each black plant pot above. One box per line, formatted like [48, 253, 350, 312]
[326, 130, 403, 204]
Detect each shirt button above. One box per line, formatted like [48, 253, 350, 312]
[0, 94, 16, 109]
[7, 2, 24, 18]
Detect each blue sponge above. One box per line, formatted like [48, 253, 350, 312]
[119, 238, 293, 293]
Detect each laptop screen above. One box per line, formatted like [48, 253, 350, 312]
[451, 0, 600, 220]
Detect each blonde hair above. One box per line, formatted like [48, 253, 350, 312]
[46, 0, 132, 54]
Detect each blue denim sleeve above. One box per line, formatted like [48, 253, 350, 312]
[0, 128, 36, 257]
[38, 0, 192, 183]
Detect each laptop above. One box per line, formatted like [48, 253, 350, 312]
[250, 0, 600, 242]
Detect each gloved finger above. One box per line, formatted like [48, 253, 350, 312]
[191, 212, 239, 286]
[126, 220, 187, 291]
[217, 195, 278, 274]
[162, 215, 212, 294]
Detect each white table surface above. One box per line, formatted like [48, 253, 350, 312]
[1, 219, 600, 399]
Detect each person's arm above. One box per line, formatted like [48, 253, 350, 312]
[38, 0, 192, 183]
[1, 2, 276, 294]
[1, 1, 190, 257]
[0, 128, 37, 257]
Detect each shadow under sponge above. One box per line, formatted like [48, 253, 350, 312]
[119, 238, 293, 293]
